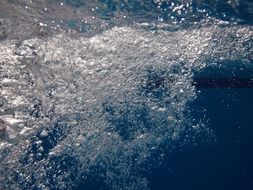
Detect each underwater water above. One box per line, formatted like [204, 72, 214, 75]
[0, 0, 253, 190]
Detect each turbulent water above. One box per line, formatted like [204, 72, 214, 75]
[0, 1, 253, 190]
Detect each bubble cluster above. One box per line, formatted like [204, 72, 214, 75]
[0, 21, 252, 189]
[0, 0, 253, 189]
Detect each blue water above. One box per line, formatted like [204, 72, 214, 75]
[74, 64, 253, 190]
[1, 1, 253, 190]
[149, 78, 253, 190]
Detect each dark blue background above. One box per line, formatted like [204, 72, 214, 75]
[148, 64, 253, 190]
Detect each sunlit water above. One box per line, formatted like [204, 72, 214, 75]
[0, 1, 253, 190]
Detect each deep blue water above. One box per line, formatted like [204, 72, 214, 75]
[148, 65, 253, 190]
[1, 1, 253, 190]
